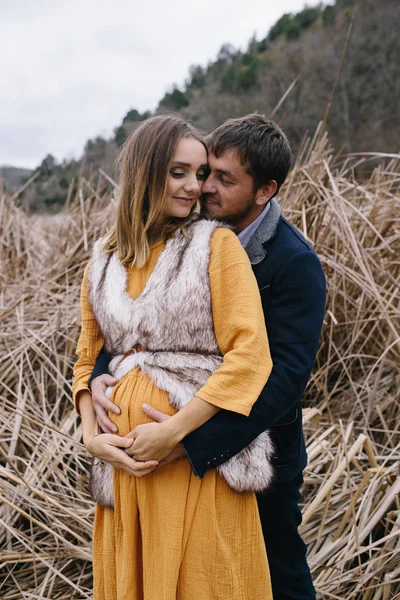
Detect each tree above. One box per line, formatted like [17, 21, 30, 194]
[114, 125, 126, 146]
[247, 33, 258, 54]
[296, 7, 318, 30]
[114, 109, 151, 146]
[323, 5, 337, 26]
[187, 65, 206, 90]
[40, 154, 56, 174]
[160, 86, 189, 110]
[217, 43, 236, 64]
[268, 14, 292, 41]
[123, 109, 151, 124]
[257, 38, 269, 53]
[237, 55, 260, 90]
[220, 64, 237, 92]
[286, 20, 302, 40]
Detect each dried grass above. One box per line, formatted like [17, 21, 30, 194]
[0, 133, 399, 599]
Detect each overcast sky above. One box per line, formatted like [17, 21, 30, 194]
[1, 0, 319, 168]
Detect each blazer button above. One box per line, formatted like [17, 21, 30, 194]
[207, 461, 211, 466]
[220, 454, 224, 458]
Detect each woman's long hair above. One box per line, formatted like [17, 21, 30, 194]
[103, 115, 206, 267]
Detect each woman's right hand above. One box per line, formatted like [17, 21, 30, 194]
[86, 433, 159, 477]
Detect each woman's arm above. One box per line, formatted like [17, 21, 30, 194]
[78, 390, 100, 445]
[128, 396, 220, 462]
[73, 263, 106, 415]
[74, 266, 158, 473]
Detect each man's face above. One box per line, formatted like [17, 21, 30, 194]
[200, 149, 262, 233]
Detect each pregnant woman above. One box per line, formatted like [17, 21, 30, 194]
[73, 114, 274, 599]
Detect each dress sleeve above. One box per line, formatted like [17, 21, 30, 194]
[72, 263, 105, 414]
[195, 228, 272, 416]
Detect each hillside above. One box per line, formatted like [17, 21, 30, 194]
[6, 0, 400, 212]
[176, 0, 399, 154]
[0, 166, 33, 192]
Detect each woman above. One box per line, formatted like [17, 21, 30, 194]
[73, 115, 274, 599]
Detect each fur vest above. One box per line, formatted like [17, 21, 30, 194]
[87, 217, 274, 508]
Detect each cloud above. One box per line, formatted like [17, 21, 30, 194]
[1, 0, 316, 167]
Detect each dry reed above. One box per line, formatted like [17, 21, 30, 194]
[0, 133, 399, 599]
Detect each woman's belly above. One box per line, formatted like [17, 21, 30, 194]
[108, 367, 178, 436]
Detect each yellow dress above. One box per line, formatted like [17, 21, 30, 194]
[73, 228, 273, 600]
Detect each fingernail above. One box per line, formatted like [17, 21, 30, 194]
[115, 409, 121, 414]
[142, 403, 149, 410]
[112, 426, 117, 432]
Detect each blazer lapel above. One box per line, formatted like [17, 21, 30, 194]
[246, 198, 282, 265]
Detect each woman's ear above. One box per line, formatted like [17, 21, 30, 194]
[255, 180, 278, 206]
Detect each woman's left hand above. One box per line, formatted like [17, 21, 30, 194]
[125, 422, 179, 462]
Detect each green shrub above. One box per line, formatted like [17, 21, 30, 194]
[268, 7, 319, 42]
[219, 54, 260, 93]
[114, 125, 126, 146]
[286, 20, 302, 40]
[296, 7, 318, 30]
[257, 38, 269, 53]
[323, 5, 337, 26]
[123, 109, 150, 124]
[220, 64, 236, 92]
[268, 13, 292, 41]
[39, 154, 56, 177]
[59, 177, 69, 190]
[237, 64, 259, 90]
[187, 65, 206, 89]
[160, 87, 190, 110]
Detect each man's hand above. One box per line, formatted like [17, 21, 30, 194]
[142, 403, 186, 466]
[158, 443, 186, 467]
[124, 421, 179, 462]
[91, 374, 120, 433]
[123, 404, 186, 467]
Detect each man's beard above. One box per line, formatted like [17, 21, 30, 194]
[200, 200, 219, 220]
[200, 194, 255, 226]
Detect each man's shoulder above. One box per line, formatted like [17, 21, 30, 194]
[274, 216, 318, 257]
[253, 214, 324, 285]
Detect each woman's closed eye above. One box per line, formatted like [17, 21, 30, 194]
[170, 169, 207, 181]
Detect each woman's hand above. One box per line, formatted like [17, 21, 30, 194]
[86, 433, 158, 477]
[126, 422, 180, 462]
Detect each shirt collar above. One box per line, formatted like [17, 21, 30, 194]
[237, 202, 271, 248]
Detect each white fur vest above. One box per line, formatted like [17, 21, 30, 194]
[87, 217, 274, 508]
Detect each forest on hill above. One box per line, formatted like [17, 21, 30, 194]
[3, 0, 399, 212]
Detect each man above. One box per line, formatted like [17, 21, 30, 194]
[89, 114, 326, 600]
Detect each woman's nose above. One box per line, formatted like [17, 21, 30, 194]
[183, 175, 201, 194]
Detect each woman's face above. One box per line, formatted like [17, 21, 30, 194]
[163, 137, 208, 220]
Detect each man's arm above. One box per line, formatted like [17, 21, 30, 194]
[88, 347, 112, 390]
[182, 250, 326, 478]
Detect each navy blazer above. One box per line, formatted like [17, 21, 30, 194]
[89, 199, 326, 483]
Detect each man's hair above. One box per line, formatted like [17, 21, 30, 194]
[208, 114, 292, 194]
